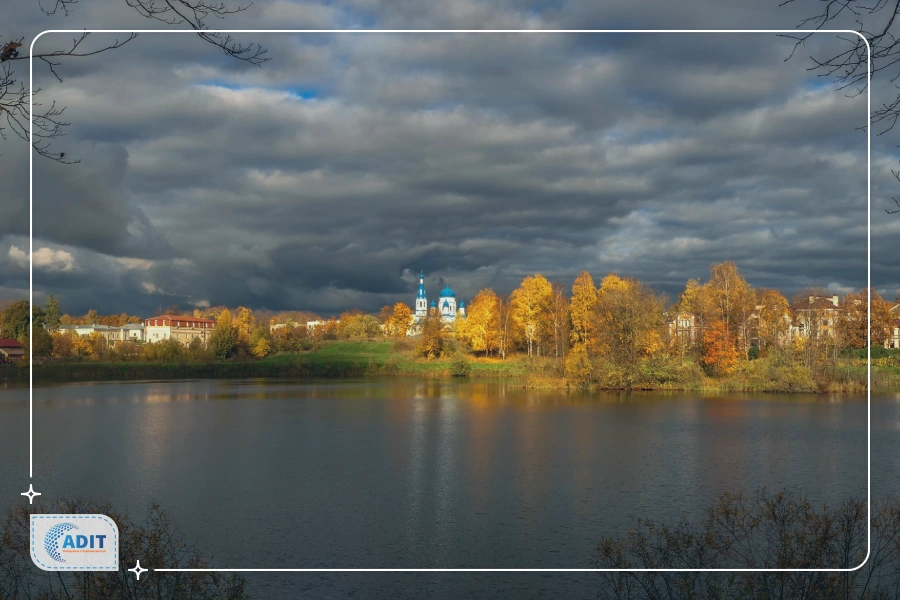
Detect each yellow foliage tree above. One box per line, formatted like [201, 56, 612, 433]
[72, 334, 93, 357]
[677, 278, 703, 315]
[569, 271, 597, 346]
[235, 307, 254, 346]
[510, 274, 553, 356]
[565, 342, 593, 388]
[461, 289, 501, 356]
[838, 288, 894, 349]
[700, 262, 754, 343]
[50, 331, 75, 359]
[756, 289, 790, 350]
[595, 274, 666, 366]
[252, 337, 271, 358]
[385, 302, 413, 337]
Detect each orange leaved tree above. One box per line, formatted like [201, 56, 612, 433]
[701, 320, 739, 376]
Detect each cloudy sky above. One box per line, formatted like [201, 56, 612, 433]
[0, 0, 895, 317]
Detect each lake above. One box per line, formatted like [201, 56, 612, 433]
[0, 379, 895, 598]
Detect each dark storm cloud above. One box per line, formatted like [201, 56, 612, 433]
[0, 0, 892, 317]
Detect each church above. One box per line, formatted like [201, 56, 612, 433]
[413, 272, 466, 324]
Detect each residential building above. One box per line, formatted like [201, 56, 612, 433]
[121, 323, 145, 342]
[0, 338, 24, 362]
[889, 303, 900, 349]
[144, 314, 215, 345]
[667, 312, 699, 345]
[789, 295, 841, 340]
[58, 324, 124, 346]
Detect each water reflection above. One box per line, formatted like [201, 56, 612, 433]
[1, 379, 878, 572]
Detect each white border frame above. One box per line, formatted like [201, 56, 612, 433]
[28, 29, 871, 574]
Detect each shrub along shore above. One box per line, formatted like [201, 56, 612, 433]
[4, 340, 898, 392]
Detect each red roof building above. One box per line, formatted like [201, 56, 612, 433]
[0, 338, 25, 361]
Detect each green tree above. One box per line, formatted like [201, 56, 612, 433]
[450, 351, 471, 377]
[43, 294, 61, 332]
[0, 300, 45, 342]
[0, 300, 30, 340]
[27, 326, 53, 360]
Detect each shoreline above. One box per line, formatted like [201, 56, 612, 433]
[2, 358, 896, 393]
[2, 341, 896, 393]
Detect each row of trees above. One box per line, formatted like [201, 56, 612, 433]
[3, 263, 896, 388]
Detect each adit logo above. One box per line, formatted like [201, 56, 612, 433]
[31, 515, 119, 571]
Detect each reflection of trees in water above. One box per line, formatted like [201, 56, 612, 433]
[0, 498, 245, 599]
[597, 488, 896, 599]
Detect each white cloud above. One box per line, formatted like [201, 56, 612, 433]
[8, 245, 76, 272]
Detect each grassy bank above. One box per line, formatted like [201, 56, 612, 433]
[9, 341, 527, 384]
[3, 340, 896, 392]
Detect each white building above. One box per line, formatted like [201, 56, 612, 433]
[144, 314, 215, 345]
[122, 323, 145, 342]
[412, 272, 466, 325]
[58, 324, 123, 346]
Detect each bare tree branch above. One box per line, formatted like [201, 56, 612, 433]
[125, 0, 269, 66]
[781, 0, 900, 214]
[0, 0, 268, 162]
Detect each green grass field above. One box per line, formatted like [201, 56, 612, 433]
[7, 340, 897, 392]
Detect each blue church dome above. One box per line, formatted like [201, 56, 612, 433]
[459, 300, 465, 308]
[430, 300, 436, 307]
[439, 285, 455, 298]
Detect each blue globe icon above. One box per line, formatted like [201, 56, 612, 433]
[44, 523, 79, 563]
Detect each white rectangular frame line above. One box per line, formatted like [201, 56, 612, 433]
[29, 28, 871, 573]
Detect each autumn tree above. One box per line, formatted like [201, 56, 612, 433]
[676, 278, 703, 317]
[510, 274, 553, 357]
[756, 288, 790, 350]
[838, 288, 894, 349]
[337, 313, 382, 340]
[594, 275, 666, 366]
[459, 289, 501, 357]
[701, 320, 739, 377]
[569, 271, 597, 346]
[385, 303, 413, 337]
[565, 342, 594, 388]
[209, 309, 238, 359]
[498, 295, 514, 360]
[272, 324, 312, 353]
[50, 331, 75, 359]
[418, 311, 444, 360]
[694, 262, 755, 358]
[234, 307, 255, 347]
[549, 283, 570, 359]
[24, 326, 53, 361]
[322, 318, 339, 341]
[705, 262, 754, 333]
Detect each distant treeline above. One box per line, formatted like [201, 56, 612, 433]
[2, 262, 898, 391]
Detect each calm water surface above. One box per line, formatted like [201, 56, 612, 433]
[0, 379, 894, 598]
